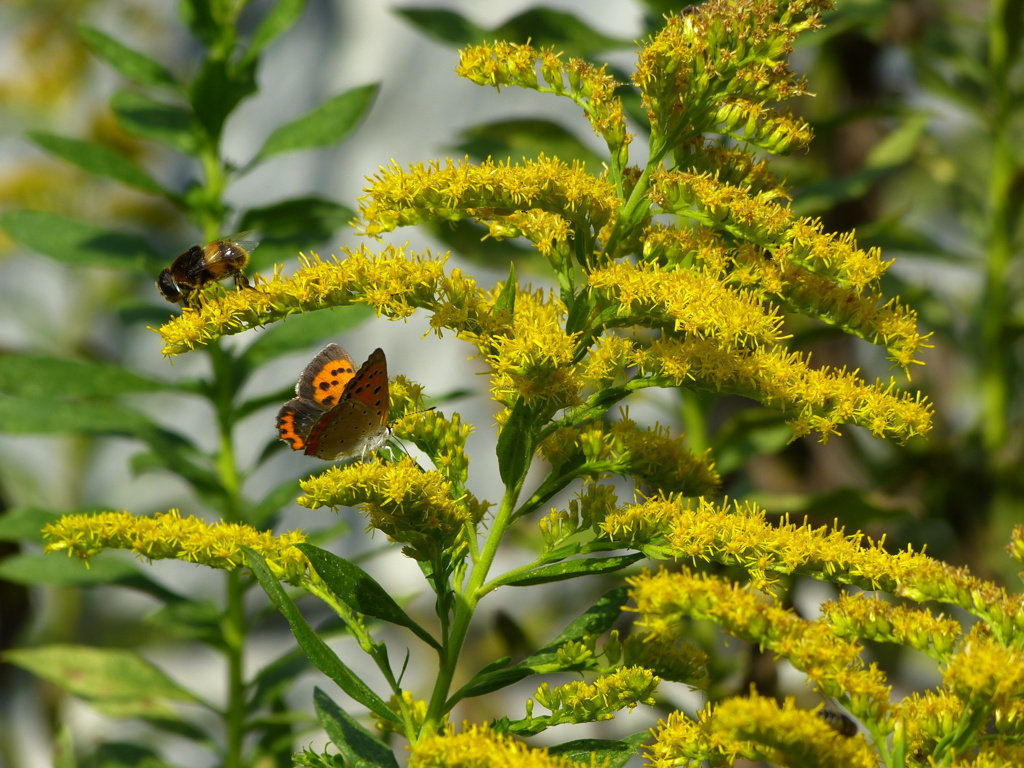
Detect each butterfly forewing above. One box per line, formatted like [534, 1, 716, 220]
[297, 343, 357, 407]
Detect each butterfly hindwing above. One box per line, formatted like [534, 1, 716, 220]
[276, 397, 327, 451]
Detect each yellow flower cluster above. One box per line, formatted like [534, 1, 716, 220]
[823, 591, 961, 661]
[589, 260, 786, 344]
[647, 693, 877, 768]
[156, 246, 452, 354]
[42, 510, 309, 584]
[359, 156, 619, 245]
[639, 336, 932, 442]
[634, 0, 828, 154]
[396, 408, 473, 488]
[484, 288, 581, 411]
[533, 667, 659, 724]
[408, 723, 608, 768]
[456, 42, 630, 162]
[297, 456, 480, 558]
[628, 566, 891, 718]
[944, 625, 1024, 711]
[608, 495, 1022, 634]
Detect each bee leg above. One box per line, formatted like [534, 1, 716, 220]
[233, 272, 254, 291]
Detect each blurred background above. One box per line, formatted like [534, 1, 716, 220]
[1, 0, 1021, 765]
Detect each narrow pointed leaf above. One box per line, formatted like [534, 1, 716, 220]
[111, 90, 202, 155]
[548, 734, 647, 767]
[190, 58, 257, 141]
[0, 210, 162, 273]
[29, 132, 173, 199]
[244, 0, 308, 64]
[297, 544, 441, 650]
[0, 356, 169, 399]
[494, 262, 517, 314]
[493, 553, 645, 588]
[3, 645, 200, 706]
[244, 547, 400, 723]
[241, 303, 373, 368]
[314, 688, 399, 768]
[0, 397, 155, 436]
[255, 84, 378, 161]
[527, 587, 629, 662]
[496, 399, 535, 487]
[78, 25, 179, 90]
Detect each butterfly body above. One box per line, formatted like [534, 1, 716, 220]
[277, 345, 391, 461]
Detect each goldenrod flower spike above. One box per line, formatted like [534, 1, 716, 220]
[42, 510, 309, 585]
[627, 566, 891, 717]
[359, 156, 619, 246]
[634, 0, 828, 157]
[297, 456, 479, 560]
[647, 693, 878, 768]
[157, 246, 452, 355]
[408, 723, 605, 768]
[456, 42, 631, 170]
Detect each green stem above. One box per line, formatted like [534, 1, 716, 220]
[978, 0, 1015, 456]
[223, 568, 247, 768]
[425, 473, 526, 727]
[207, 341, 249, 766]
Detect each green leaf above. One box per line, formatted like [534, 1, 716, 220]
[528, 587, 629, 661]
[79, 742, 170, 768]
[243, 547, 400, 723]
[0, 397, 155, 436]
[0, 552, 187, 603]
[241, 305, 374, 369]
[314, 688, 399, 768]
[190, 58, 257, 142]
[496, 399, 535, 488]
[244, 0, 308, 65]
[78, 25, 179, 90]
[3, 645, 201, 712]
[237, 197, 357, 269]
[711, 408, 792, 476]
[0, 356, 169, 399]
[177, 0, 218, 48]
[29, 131, 174, 199]
[111, 90, 202, 156]
[398, 7, 630, 53]
[0, 210, 162, 273]
[864, 112, 929, 170]
[548, 734, 647, 767]
[395, 9, 484, 45]
[0, 508, 66, 543]
[250, 648, 310, 707]
[451, 666, 535, 702]
[495, 8, 631, 52]
[494, 262, 517, 315]
[494, 553, 645, 588]
[297, 544, 440, 650]
[143, 600, 227, 647]
[254, 84, 379, 162]
[453, 119, 606, 168]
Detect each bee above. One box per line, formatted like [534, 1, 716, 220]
[157, 232, 259, 306]
[818, 708, 858, 737]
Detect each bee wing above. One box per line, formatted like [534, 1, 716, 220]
[220, 231, 260, 254]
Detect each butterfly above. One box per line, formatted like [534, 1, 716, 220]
[276, 344, 391, 461]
